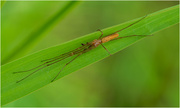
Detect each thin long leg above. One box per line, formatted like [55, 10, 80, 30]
[13, 53, 71, 74]
[14, 48, 87, 83]
[114, 15, 147, 34]
[41, 44, 89, 62]
[100, 44, 111, 56]
[97, 29, 103, 39]
[13, 63, 46, 74]
[111, 34, 153, 41]
[51, 53, 82, 82]
[16, 66, 47, 83]
[15, 58, 66, 83]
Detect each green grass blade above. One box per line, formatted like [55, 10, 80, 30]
[1, 4, 179, 106]
[2, 1, 80, 65]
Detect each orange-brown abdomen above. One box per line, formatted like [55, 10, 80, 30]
[101, 33, 119, 43]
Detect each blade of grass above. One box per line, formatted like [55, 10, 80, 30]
[2, 1, 80, 65]
[1, 4, 179, 106]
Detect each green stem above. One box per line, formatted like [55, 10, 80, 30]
[2, 1, 80, 65]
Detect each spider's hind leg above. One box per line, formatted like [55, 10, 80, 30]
[97, 29, 104, 39]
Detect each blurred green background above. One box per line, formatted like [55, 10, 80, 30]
[2, 1, 179, 107]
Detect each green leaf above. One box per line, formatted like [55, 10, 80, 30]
[1, 4, 179, 106]
[2, 1, 80, 64]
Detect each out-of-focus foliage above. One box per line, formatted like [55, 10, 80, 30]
[1, 0, 6, 7]
[2, 1, 179, 107]
[2, 1, 80, 64]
